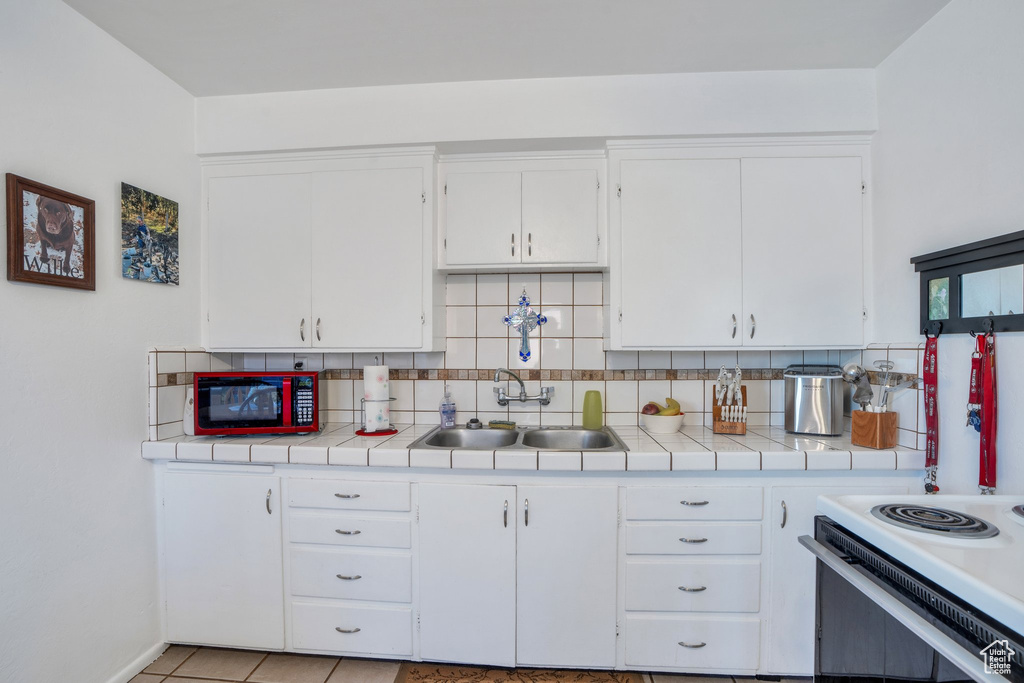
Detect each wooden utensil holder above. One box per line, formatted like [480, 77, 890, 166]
[713, 386, 747, 435]
[851, 410, 899, 449]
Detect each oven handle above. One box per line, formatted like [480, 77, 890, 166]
[798, 536, 1004, 683]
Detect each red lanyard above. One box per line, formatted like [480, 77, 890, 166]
[968, 333, 997, 492]
[923, 335, 939, 493]
[979, 333, 997, 491]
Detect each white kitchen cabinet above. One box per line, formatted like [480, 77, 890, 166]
[609, 141, 869, 349]
[204, 149, 442, 352]
[439, 157, 605, 269]
[618, 159, 742, 347]
[766, 484, 907, 675]
[444, 171, 521, 266]
[741, 157, 864, 347]
[516, 486, 618, 668]
[418, 483, 517, 666]
[162, 470, 284, 649]
[207, 174, 312, 349]
[311, 167, 426, 348]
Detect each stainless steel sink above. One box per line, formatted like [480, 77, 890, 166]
[421, 428, 519, 449]
[409, 425, 628, 452]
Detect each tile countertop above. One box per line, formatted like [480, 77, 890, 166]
[142, 423, 926, 472]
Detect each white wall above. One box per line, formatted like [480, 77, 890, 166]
[873, 0, 1024, 493]
[195, 69, 877, 154]
[0, 2, 199, 682]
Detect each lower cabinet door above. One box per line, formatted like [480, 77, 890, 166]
[163, 471, 284, 649]
[625, 615, 760, 670]
[291, 602, 411, 655]
[418, 483, 517, 666]
[516, 486, 618, 668]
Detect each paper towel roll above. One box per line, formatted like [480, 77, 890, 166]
[363, 365, 390, 432]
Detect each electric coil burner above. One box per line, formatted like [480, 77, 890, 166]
[870, 503, 1000, 539]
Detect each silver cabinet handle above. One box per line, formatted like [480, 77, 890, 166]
[678, 641, 707, 649]
[732, 314, 737, 339]
[300, 318, 305, 342]
[504, 500, 508, 528]
[335, 493, 360, 499]
[336, 574, 362, 581]
[524, 498, 529, 527]
[511, 232, 515, 257]
[316, 317, 321, 341]
[528, 232, 532, 257]
[678, 586, 707, 592]
[750, 314, 756, 339]
[680, 500, 709, 506]
[781, 500, 788, 529]
[679, 537, 708, 544]
[266, 489, 272, 515]
[335, 529, 361, 535]
[335, 627, 361, 634]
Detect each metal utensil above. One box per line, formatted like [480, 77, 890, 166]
[873, 360, 894, 406]
[880, 379, 919, 409]
[842, 362, 874, 410]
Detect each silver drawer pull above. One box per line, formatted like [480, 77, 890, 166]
[334, 493, 360, 499]
[678, 641, 706, 649]
[335, 529, 361, 535]
[679, 537, 708, 544]
[335, 627, 361, 634]
[336, 574, 362, 581]
[678, 585, 707, 592]
[680, 500, 709, 506]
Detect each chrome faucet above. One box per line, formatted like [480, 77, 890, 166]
[493, 368, 554, 406]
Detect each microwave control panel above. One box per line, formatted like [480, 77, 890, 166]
[294, 377, 315, 426]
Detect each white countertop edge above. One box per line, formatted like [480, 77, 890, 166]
[141, 423, 926, 473]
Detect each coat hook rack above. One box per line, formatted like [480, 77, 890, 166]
[969, 318, 995, 337]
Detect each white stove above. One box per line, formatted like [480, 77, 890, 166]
[817, 494, 1024, 633]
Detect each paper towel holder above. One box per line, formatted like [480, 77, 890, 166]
[356, 397, 399, 437]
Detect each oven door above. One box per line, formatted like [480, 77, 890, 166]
[801, 520, 1021, 683]
[195, 375, 288, 434]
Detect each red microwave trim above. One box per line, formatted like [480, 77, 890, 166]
[192, 371, 319, 436]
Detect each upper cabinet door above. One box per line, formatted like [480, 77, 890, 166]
[208, 174, 312, 349]
[619, 159, 743, 347]
[444, 171, 521, 266]
[741, 157, 864, 347]
[521, 170, 599, 264]
[311, 167, 424, 349]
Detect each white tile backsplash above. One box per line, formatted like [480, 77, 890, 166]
[540, 273, 573, 305]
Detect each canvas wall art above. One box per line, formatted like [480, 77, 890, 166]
[121, 182, 179, 285]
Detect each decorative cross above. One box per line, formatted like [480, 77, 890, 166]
[504, 289, 547, 361]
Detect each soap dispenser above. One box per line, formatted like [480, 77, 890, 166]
[439, 385, 456, 429]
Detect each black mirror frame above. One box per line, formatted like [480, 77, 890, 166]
[911, 229, 1024, 336]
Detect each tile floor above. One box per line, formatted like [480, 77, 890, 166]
[132, 646, 777, 683]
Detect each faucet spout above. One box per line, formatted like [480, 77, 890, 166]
[494, 367, 526, 397]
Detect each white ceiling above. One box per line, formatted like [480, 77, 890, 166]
[64, 0, 950, 97]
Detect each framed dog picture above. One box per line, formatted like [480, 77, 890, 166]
[6, 174, 95, 290]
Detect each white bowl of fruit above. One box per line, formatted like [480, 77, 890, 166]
[640, 398, 684, 434]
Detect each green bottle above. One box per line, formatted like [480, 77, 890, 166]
[582, 390, 603, 430]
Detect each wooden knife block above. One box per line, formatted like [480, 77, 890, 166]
[851, 410, 899, 449]
[713, 386, 747, 435]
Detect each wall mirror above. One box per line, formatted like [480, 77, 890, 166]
[912, 230, 1024, 335]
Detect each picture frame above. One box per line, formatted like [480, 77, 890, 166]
[6, 173, 95, 290]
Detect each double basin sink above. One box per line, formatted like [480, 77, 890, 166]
[408, 425, 629, 452]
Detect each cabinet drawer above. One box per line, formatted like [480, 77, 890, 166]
[292, 601, 412, 655]
[626, 523, 761, 555]
[290, 548, 411, 603]
[289, 480, 410, 511]
[626, 487, 763, 521]
[290, 513, 411, 549]
[625, 615, 760, 670]
[625, 560, 760, 612]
